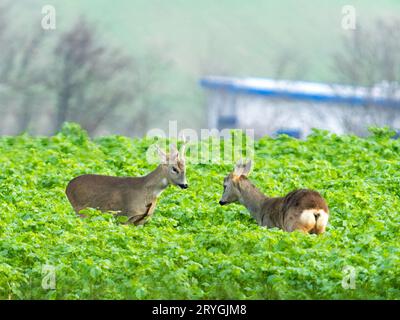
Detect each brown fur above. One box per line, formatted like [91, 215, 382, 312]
[220, 163, 329, 234]
[257, 186, 329, 233]
[66, 147, 187, 225]
[66, 167, 161, 225]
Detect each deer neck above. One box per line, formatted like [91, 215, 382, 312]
[237, 178, 267, 222]
[143, 165, 169, 198]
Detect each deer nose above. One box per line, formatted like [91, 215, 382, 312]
[219, 200, 227, 205]
[179, 184, 188, 189]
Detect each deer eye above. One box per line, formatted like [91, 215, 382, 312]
[172, 167, 179, 174]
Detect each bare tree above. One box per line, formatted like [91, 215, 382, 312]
[0, 2, 49, 134]
[0, 9, 170, 137]
[49, 17, 136, 135]
[332, 18, 400, 135]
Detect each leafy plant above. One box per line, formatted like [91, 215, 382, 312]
[0, 124, 399, 299]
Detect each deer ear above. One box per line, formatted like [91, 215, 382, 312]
[156, 145, 168, 164]
[241, 160, 252, 176]
[233, 159, 245, 176]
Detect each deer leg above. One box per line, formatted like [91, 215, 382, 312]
[134, 217, 150, 226]
[125, 213, 148, 225]
[122, 201, 156, 226]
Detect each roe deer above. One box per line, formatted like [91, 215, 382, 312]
[219, 160, 329, 234]
[66, 143, 187, 225]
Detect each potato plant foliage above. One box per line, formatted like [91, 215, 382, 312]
[0, 123, 399, 299]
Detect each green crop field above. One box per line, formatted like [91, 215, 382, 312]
[1, 123, 400, 299]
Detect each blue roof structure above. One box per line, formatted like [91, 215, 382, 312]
[200, 76, 400, 107]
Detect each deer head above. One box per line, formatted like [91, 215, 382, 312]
[219, 159, 252, 205]
[156, 140, 188, 189]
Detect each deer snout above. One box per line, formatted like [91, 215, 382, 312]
[178, 183, 188, 189]
[219, 200, 227, 205]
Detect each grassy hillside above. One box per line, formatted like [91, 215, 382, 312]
[0, 123, 399, 299]
[23, 0, 400, 79]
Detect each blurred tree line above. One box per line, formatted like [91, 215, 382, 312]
[332, 18, 400, 135]
[0, 2, 169, 136]
[0, 0, 399, 137]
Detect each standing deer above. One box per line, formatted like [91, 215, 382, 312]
[219, 160, 329, 234]
[66, 143, 187, 225]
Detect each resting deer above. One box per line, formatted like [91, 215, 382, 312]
[219, 160, 329, 234]
[66, 143, 187, 225]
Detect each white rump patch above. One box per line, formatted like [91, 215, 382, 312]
[299, 210, 316, 227]
[300, 209, 329, 231]
[316, 209, 329, 227]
